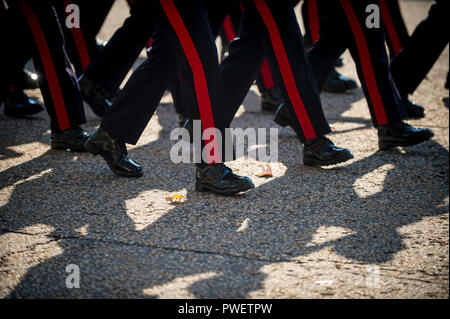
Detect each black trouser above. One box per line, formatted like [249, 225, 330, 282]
[219, 0, 331, 142]
[390, 0, 449, 98]
[102, 0, 231, 164]
[3, 0, 85, 132]
[83, 1, 152, 95]
[53, 0, 115, 77]
[307, 0, 404, 127]
[379, 0, 409, 58]
[209, 3, 278, 97]
[0, 1, 29, 102]
[300, 0, 322, 48]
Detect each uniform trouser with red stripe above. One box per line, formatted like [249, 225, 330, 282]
[52, 0, 114, 77]
[4, 0, 85, 133]
[307, 0, 404, 127]
[101, 0, 231, 164]
[390, 0, 449, 98]
[379, 0, 409, 58]
[220, 0, 331, 142]
[300, 0, 321, 48]
[209, 2, 278, 97]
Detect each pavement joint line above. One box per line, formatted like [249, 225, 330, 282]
[1, 228, 448, 285]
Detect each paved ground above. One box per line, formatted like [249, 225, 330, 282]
[0, 0, 448, 299]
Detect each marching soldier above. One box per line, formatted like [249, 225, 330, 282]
[2, 0, 89, 151]
[84, 0, 255, 196]
[390, 0, 449, 107]
[273, 0, 434, 151]
[300, 0, 358, 93]
[0, 0, 43, 118]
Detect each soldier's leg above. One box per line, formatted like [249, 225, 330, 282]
[9, 0, 88, 151]
[221, 0, 353, 166]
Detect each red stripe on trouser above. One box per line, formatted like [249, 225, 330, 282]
[340, 0, 388, 126]
[63, 0, 91, 71]
[159, 0, 220, 164]
[147, 37, 154, 49]
[19, 1, 70, 131]
[254, 0, 317, 140]
[379, 0, 403, 56]
[223, 15, 237, 43]
[307, 0, 320, 45]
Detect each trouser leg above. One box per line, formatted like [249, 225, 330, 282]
[83, 4, 153, 94]
[243, 0, 331, 142]
[9, 0, 85, 132]
[102, 33, 176, 144]
[55, 0, 113, 76]
[379, 0, 409, 58]
[0, 3, 32, 103]
[390, 0, 449, 97]
[104, 0, 230, 164]
[312, 0, 403, 127]
[302, 0, 321, 48]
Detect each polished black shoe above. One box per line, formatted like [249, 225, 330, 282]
[196, 163, 255, 196]
[261, 88, 283, 113]
[323, 69, 358, 93]
[85, 127, 143, 178]
[403, 98, 425, 120]
[303, 136, 354, 167]
[378, 121, 434, 150]
[51, 128, 89, 152]
[78, 75, 113, 118]
[4, 91, 44, 118]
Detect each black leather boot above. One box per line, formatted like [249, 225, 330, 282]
[51, 128, 89, 152]
[196, 163, 255, 196]
[84, 127, 143, 178]
[378, 121, 434, 150]
[403, 98, 425, 120]
[303, 136, 354, 167]
[261, 88, 283, 113]
[323, 69, 358, 93]
[78, 75, 113, 118]
[4, 91, 44, 118]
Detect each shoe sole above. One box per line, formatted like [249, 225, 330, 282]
[85, 141, 143, 178]
[379, 134, 433, 150]
[196, 182, 254, 196]
[51, 141, 85, 152]
[304, 152, 354, 167]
